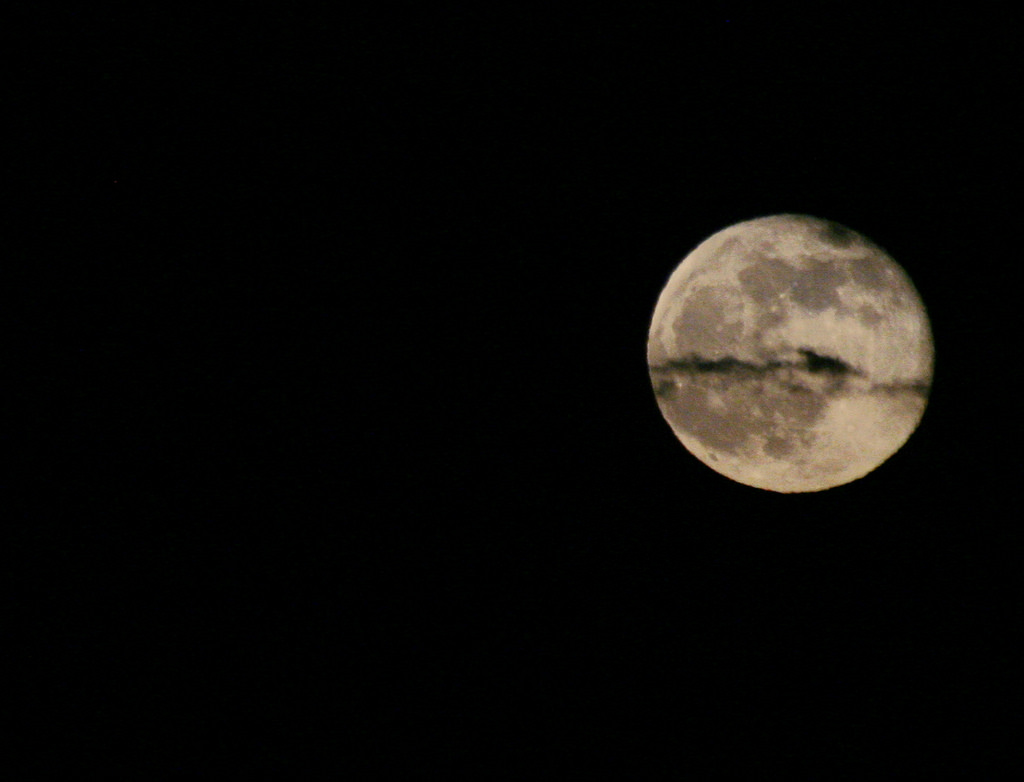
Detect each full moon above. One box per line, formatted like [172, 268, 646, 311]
[647, 214, 933, 493]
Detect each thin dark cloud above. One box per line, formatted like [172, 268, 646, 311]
[653, 348, 859, 378]
[798, 348, 852, 375]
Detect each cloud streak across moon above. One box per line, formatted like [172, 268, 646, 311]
[648, 215, 933, 493]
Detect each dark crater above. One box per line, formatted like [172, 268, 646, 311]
[818, 220, 857, 247]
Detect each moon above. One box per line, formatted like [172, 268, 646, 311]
[647, 214, 933, 493]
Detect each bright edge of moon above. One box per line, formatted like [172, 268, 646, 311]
[647, 214, 933, 493]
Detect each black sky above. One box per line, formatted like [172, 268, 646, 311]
[5, 5, 1022, 775]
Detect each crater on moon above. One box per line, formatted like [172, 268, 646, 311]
[647, 214, 933, 493]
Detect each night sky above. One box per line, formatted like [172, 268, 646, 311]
[6, 6, 1021, 775]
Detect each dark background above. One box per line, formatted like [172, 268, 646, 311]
[6, 4, 1020, 774]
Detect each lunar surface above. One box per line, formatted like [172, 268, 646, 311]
[647, 214, 933, 492]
